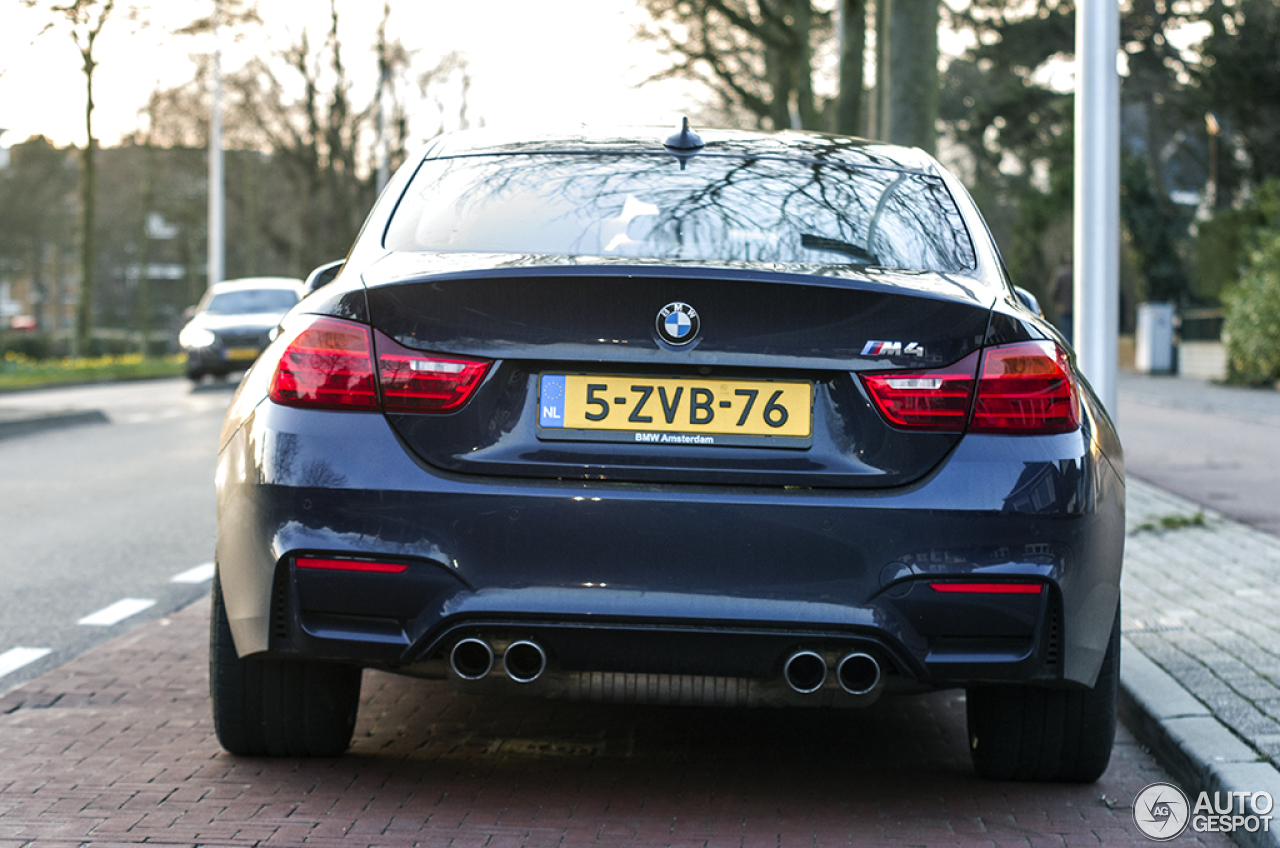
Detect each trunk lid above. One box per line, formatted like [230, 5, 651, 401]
[363, 254, 994, 488]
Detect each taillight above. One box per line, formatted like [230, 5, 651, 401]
[374, 331, 490, 413]
[269, 316, 490, 413]
[269, 317, 378, 409]
[970, 341, 1079, 434]
[862, 341, 1079, 434]
[861, 351, 979, 431]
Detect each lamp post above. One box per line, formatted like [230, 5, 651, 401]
[1073, 0, 1121, 417]
[207, 0, 224, 289]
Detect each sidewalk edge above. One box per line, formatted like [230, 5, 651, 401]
[0, 410, 109, 440]
[1121, 638, 1280, 848]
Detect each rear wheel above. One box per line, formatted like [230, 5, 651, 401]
[209, 571, 361, 757]
[966, 607, 1119, 782]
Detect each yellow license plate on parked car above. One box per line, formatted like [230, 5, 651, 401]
[538, 374, 812, 447]
[226, 347, 260, 361]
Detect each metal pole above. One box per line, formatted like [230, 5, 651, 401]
[1073, 0, 1121, 417]
[375, 0, 391, 195]
[375, 63, 390, 195]
[207, 0, 225, 288]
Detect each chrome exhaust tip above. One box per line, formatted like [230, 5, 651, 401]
[503, 640, 547, 684]
[783, 649, 828, 694]
[836, 652, 881, 695]
[449, 637, 494, 680]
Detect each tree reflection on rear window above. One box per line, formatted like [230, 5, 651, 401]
[385, 153, 978, 274]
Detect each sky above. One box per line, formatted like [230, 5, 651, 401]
[0, 1, 1215, 153]
[0, 0, 694, 149]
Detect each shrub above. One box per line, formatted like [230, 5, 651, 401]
[1196, 179, 1280, 303]
[1223, 229, 1280, 385]
[0, 332, 56, 361]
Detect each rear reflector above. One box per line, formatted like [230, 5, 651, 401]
[295, 557, 408, 574]
[929, 582, 1044, 595]
[269, 317, 379, 410]
[374, 331, 490, 413]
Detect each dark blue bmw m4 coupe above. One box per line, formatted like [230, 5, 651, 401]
[211, 124, 1124, 782]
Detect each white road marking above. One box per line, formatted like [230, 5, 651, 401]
[171, 562, 215, 584]
[77, 598, 156, 627]
[119, 409, 184, 425]
[0, 647, 52, 678]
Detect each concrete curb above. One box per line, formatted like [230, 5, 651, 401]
[0, 409, 109, 440]
[1121, 638, 1280, 847]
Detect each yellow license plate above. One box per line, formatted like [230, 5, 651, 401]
[538, 374, 812, 445]
[226, 347, 260, 361]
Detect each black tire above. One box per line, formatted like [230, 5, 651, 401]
[209, 572, 362, 757]
[966, 607, 1119, 782]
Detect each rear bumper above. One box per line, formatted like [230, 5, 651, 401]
[216, 400, 1124, 693]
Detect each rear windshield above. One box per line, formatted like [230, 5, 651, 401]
[204, 288, 299, 315]
[385, 153, 977, 273]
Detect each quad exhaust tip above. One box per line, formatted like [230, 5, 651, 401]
[836, 652, 881, 695]
[784, 649, 883, 695]
[503, 640, 547, 684]
[783, 650, 828, 694]
[449, 637, 494, 680]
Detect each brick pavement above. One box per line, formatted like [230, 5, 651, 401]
[0, 591, 1228, 847]
[1123, 477, 1280, 788]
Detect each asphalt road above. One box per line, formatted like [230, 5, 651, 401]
[0, 377, 236, 692]
[1117, 370, 1280, 536]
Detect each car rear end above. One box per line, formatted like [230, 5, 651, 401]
[212, 129, 1124, 777]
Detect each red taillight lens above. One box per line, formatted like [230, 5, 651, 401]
[267, 316, 490, 413]
[269, 317, 378, 410]
[296, 556, 408, 574]
[861, 351, 979, 431]
[970, 341, 1079, 434]
[374, 331, 490, 413]
[862, 341, 1079, 434]
[928, 582, 1044, 595]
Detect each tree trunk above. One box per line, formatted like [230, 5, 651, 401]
[764, 38, 794, 130]
[872, 0, 889, 139]
[884, 0, 938, 153]
[77, 62, 97, 356]
[789, 0, 820, 130]
[836, 0, 867, 136]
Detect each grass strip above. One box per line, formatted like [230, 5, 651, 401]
[0, 352, 185, 392]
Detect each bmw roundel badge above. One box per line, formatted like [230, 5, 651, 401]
[656, 302, 700, 346]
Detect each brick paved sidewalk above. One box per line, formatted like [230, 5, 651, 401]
[0, 588, 1227, 847]
[1122, 475, 1280, 843]
[1124, 478, 1280, 761]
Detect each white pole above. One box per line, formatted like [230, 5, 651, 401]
[1073, 0, 1121, 417]
[207, 0, 225, 288]
[375, 63, 390, 195]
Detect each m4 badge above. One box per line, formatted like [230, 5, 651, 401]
[862, 340, 925, 357]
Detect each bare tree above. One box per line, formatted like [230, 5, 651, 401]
[23, 0, 118, 354]
[638, 0, 938, 147]
[158, 0, 469, 274]
[639, 0, 830, 131]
